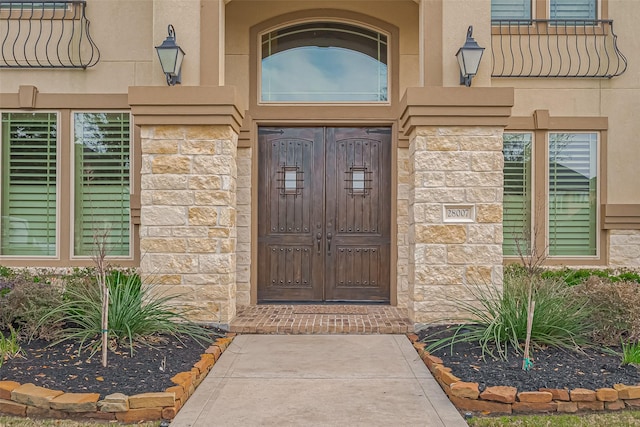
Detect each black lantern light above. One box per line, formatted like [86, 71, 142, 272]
[455, 26, 485, 87]
[155, 25, 185, 86]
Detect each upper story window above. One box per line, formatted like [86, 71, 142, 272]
[491, 0, 597, 21]
[260, 22, 388, 102]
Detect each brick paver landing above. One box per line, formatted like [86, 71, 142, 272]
[229, 305, 413, 334]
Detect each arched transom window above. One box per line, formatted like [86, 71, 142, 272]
[260, 22, 388, 102]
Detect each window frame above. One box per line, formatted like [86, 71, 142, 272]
[257, 18, 392, 106]
[491, 0, 605, 24]
[503, 112, 607, 265]
[0, 107, 136, 265]
[70, 110, 133, 260]
[0, 110, 61, 259]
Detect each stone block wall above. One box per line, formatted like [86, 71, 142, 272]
[236, 147, 252, 307]
[409, 126, 504, 324]
[139, 125, 238, 325]
[609, 230, 640, 267]
[397, 147, 411, 313]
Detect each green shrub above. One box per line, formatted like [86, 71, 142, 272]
[621, 341, 640, 366]
[571, 276, 640, 345]
[0, 327, 23, 368]
[541, 267, 640, 286]
[424, 266, 596, 359]
[0, 270, 64, 340]
[41, 270, 214, 356]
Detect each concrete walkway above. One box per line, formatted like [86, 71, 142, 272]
[170, 335, 467, 427]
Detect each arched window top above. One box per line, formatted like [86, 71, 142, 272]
[260, 21, 388, 102]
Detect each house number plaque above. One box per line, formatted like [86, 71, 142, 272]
[443, 205, 475, 223]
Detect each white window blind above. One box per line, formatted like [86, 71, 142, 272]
[550, 0, 596, 20]
[492, 0, 532, 20]
[503, 133, 532, 256]
[1, 112, 57, 256]
[73, 112, 131, 257]
[548, 133, 597, 256]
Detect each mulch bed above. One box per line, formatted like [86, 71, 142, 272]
[419, 325, 640, 392]
[0, 329, 224, 397]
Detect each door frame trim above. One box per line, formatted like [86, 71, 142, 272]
[248, 119, 398, 306]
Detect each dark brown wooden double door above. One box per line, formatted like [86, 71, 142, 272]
[258, 127, 391, 302]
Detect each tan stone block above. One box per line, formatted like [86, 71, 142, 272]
[141, 206, 187, 226]
[446, 171, 502, 188]
[215, 337, 233, 351]
[432, 364, 459, 386]
[512, 401, 557, 413]
[152, 155, 191, 174]
[189, 175, 222, 190]
[595, 388, 618, 402]
[187, 238, 218, 253]
[141, 254, 198, 274]
[171, 372, 194, 389]
[615, 385, 640, 399]
[153, 125, 186, 139]
[194, 354, 216, 375]
[449, 395, 512, 414]
[153, 274, 183, 285]
[413, 188, 466, 204]
[98, 392, 129, 412]
[152, 190, 195, 205]
[465, 266, 493, 284]
[471, 151, 504, 172]
[50, 392, 100, 412]
[422, 353, 444, 370]
[165, 385, 185, 402]
[218, 207, 236, 227]
[476, 204, 503, 223]
[205, 345, 223, 360]
[605, 400, 626, 410]
[539, 388, 570, 401]
[0, 398, 27, 416]
[185, 125, 234, 141]
[141, 139, 179, 154]
[518, 391, 553, 403]
[141, 238, 187, 253]
[480, 386, 517, 404]
[116, 407, 163, 422]
[450, 382, 479, 399]
[0, 381, 20, 400]
[199, 254, 234, 274]
[625, 398, 640, 408]
[26, 406, 67, 419]
[570, 388, 596, 402]
[219, 238, 236, 253]
[11, 383, 64, 409]
[189, 207, 219, 226]
[72, 411, 117, 421]
[142, 175, 189, 190]
[195, 190, 234, 206]
[577, 401, 605, 411]
[447, 244, 502, 265]
[162, 406, 179, 420]
[414, 151, 470, 171]
[415, 225, 466, 244]
[192, 156, 235, 176]
[129, 392, 175, 409]
[102, 392, 128, 403]
[181, 140, 217, 155]
[556, 401, 578, 413]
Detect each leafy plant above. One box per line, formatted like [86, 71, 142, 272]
[0, 271, 64, 340]
[0, 327, 23, 368]
[621, 341, 640, 366]
[40, 270, 214, 356]
[570, 276, 640, 345]
[424, 266, 596, 360]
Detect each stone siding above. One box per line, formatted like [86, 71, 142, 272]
[409, 126, 504, 324]
[397, 147, 411, 313]
[139, 125, 238, 325]
[609, 230, 640, 267]
[236, 147, 252, 307]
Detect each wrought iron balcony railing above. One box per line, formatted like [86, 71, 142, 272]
[0, 0, 99, 68]
[492, 19, 627, 78]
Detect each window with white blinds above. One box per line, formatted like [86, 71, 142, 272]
[548, 133, 597, 256]
[550, 0, 596, 20]
[73, 112, 130, 257]
[1, 112, 57, 256]
[492, 0, 532, 20]
[502, 133, 532, 256]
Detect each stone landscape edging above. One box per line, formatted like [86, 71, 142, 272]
[0, 334, 235, 423]
[407, 334, 640, 415]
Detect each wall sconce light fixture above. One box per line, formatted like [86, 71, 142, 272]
[155, 25, 185, 86]
[455, 26, 485, 87]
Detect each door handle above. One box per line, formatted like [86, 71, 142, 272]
[327, 232, 333, 254]
[316, 232, 322, 254]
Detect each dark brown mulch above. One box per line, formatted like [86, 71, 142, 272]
[0, 329, 224, 397]
[419, 325, 640, 392]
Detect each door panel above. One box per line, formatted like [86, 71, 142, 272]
[258, 127, 390, 302]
